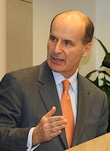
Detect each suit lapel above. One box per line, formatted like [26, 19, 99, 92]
[72, 74, 94, 146]
[38, 61, 68, 149]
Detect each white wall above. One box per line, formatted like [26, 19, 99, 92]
[96, 0, 110, 68]
[33, 0, 96, 76]
[0, 0, 6, 80]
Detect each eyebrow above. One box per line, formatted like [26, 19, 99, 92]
[50, 35, 56, 38]
[49, 34, 76, 45]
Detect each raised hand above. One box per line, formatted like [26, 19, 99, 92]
[32, 106, 67, 146]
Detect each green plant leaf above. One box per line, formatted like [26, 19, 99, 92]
[92, 76, 99, 86]
[94, 37, 109, 56]
[94, 37, 110, 63]
[99, 70, 110, 77]
[85, 70, 98, 79]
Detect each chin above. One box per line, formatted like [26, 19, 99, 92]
[50, 65, 62, 72]
[48, 60, 64, 72]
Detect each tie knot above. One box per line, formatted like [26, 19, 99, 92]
[62, 80, 70, 91]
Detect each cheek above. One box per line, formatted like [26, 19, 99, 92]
[67, 50, 82, 62]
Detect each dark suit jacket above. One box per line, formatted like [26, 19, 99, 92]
[0, 61, 108, 151]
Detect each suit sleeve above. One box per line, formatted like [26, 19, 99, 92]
[96, 91, 109, 136]
[0, 73, 31, 151]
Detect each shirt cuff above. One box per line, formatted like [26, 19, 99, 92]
[26, 127, 40, 151]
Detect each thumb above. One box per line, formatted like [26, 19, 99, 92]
[45, 106, 56, 118]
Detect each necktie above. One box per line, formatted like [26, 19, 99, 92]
[61, 80, 75, 148]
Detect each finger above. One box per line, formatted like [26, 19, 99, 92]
[48, 116, 67, 125]
[44, 106, 56, 118]
[50, 118, 67, 133]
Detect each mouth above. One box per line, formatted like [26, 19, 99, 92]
[54, 58, 63, 62]
[52, 57, 64, 63]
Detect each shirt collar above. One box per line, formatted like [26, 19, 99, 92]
[52, 70, 78, 93]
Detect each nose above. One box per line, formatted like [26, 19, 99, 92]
[53, 41, 63, 54]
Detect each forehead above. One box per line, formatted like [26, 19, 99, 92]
[51, 14, 86, 40]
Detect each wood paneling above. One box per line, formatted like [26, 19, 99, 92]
[6, 0, 33, 72]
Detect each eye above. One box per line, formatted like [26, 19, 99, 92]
[50, 35, 57, 42]
[65, 40, 71, 45]
[64, 40, 75, 47]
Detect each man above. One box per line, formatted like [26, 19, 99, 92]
[0, 11, 108, 151]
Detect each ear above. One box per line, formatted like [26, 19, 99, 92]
[82, 42, 92, 58]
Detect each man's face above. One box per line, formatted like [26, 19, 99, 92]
[47, 14, 91, 79]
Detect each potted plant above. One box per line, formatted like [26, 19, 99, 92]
[85, 38, 110, 132]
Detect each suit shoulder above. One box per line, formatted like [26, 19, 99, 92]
[1, 61, 49, 84]
[1, 65, 40, 85]
[9, 60, 47, 76]
[78, 74, 104, 94]
[11, 65, 40, 78]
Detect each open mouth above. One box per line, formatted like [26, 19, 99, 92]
[54, 58, 63, 62]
